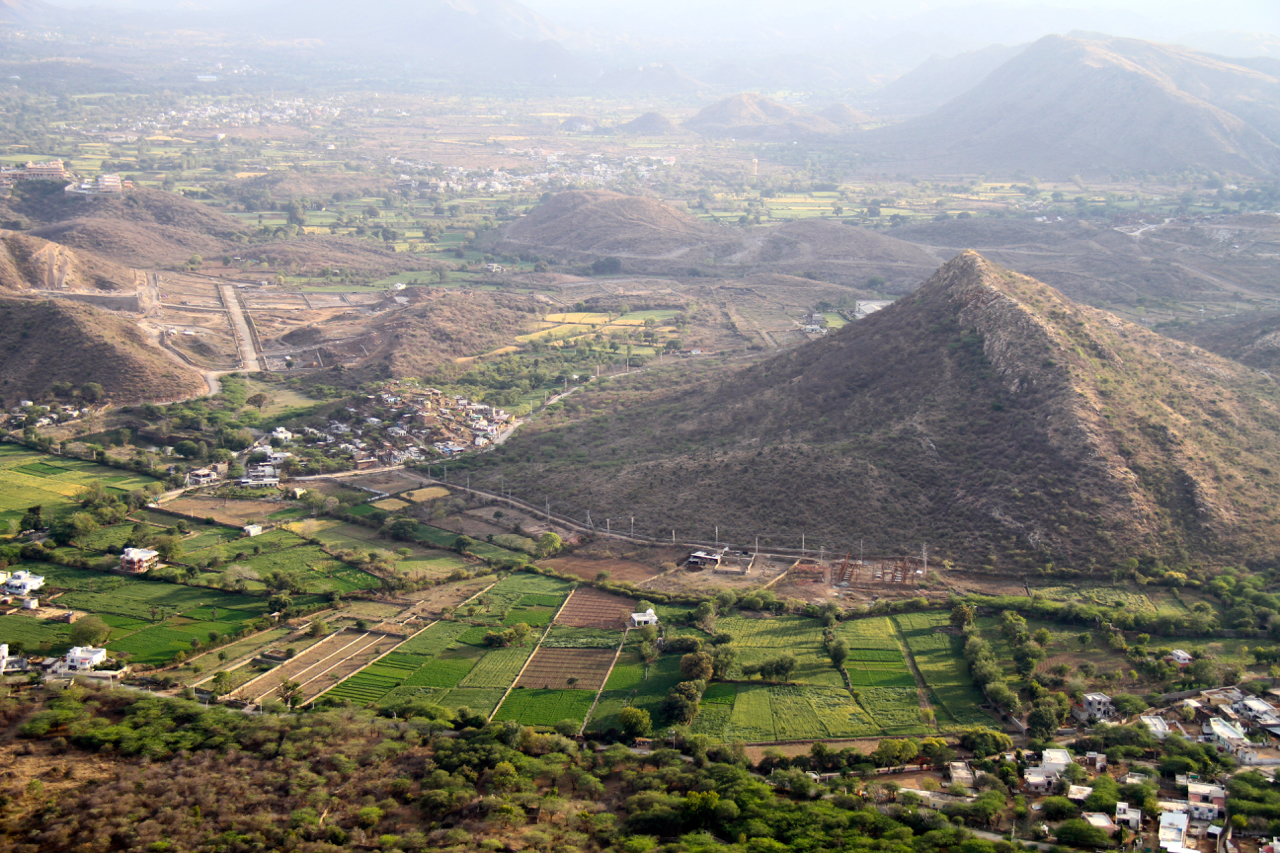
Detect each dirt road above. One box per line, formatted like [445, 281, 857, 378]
[219, 284, 262, 371]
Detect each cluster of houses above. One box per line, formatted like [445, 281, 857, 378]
[303, 389, 513, 465]
[1138, 684, 1280, 766]
[3, 400, 89, 429]
[0, 642, 116, 677]
[0, 159, 68, 188]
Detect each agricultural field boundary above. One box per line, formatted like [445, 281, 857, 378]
[488, 585, 577, 722]
[577, 627, 631, 736]
[305, 578, 498, 707]
[890, 617, 941, 735]
[301, 619, 440, 708]
[287, 633, 387, 700]
[233, 630, 373, 704]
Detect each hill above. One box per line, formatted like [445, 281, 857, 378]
[858, 34, 1280, 177]
[598, 64, 703, 95]
[685, 93, 841, 140]
[485, 191, 942, 289]
[615, 112, 683, 136]
[816, 103, 870, 126]
[868, 43, 1027, 114]
[0, 231, 136, 292]
[1, 184, 246, 268]
[471, 251, 1280, 570]
[0, 297, 204, 403]
[486, 190, 735, 259]
[1163, 311, 1280, 370]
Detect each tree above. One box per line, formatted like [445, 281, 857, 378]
[80, 382, 103, 403]
[246, 393, 270, 412]
[1055, 818, 1111, 848]
[829, 638, 848, 668]
[537, 532, 562, 557]
[680, 652, 714, 682]
[19, 505, 43, 531]
[618, 707, 652, 739]
[591, 257, 622, 276]
[950, 603, 975, 628]
[69, 615, 111, 647]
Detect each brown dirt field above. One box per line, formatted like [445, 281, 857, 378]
[165, 496, 283, 525]
[0, 740, 119, 820]
[348, 470, 431, 494]
[400, 577, 495, 613]
[556, 587, 637, 629]
[944, 573, 1028, 597]
[516, 647, 615, 691]
[541, 554, 657, 584]
[432, 513, 510, 538]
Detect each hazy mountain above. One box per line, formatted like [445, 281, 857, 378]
[685, 93, 841, 140]
[867, 43, 1028, 115]
[475, 251, 1280, 569]
[856, 34, 1280, 177]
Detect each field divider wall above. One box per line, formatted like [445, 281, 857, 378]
[488, 583, 577, 722]
[578, 626, 630, 736]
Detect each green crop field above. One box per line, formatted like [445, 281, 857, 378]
[857, 687, 931, 734]
[494, 688, 597, 727]
[410, 523, 519, 560]
[0, 445, 159, 531]
[396, 621, 472, 656]
[718, 615, 843, 687]
[893, 612, 991, 730]
[457, 645, 533, 688]
[404, 647, 481, 688]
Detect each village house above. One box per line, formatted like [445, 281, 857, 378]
[4, 570, 45, 595]
[1141, 715, 1173, 739]
[119, 548, 160, 574]
[1115, 802, 1142, 831]
[1204, 716, 1254, 758]
[0, 643, 19, 673]
[1186, 782, 1226, 820]
[629, 609, 659, 628]
[187, 467, 219, 486]
[1072, 692, 1115, 723]
[63, 646, 107, 671]
[1166, 649, 1195, 667]
[1158, 810, 1195, 853]
[1082, 813, 1117, 834]
[243, 524, 263, 537]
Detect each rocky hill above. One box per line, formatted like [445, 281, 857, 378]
[817, 103, 871, 126]
[685, 93, 841, 140]
[868, 43, 1027, 114]
[0, 183, 246, 268]
[472, 252, 1280, 570]
[1163, 311, 1280, 370]
[0, 297, 204, 403]
[0, 231, 136, 292]
[486, 191, 941, 288]
[614, 112, 683, 136]
[858, 34, 1280, 177]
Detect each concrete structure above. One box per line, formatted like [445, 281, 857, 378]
[119, 548, 160, 574]
[243, 524, 263, 537]
[1082, 813, 1117, 833]
[1186, 782, 1226, 820]
[629, 608, 659, 628]
[1066, 785, 1093, 802]
[1115, 801, 1142, 831]
[1166, 649, 1194, 666]
[948, 762, 975, 788]
[4, 570, 45, 595]
[1040, 749, 1073, 774]
[188, 467, 219, 486]
[0, 643, 18, 673]
[1158, 811, 1195, 853]
[1141, 715, 1172, 739]
[64, 646, 107, 671]
[1073, 692, 1115, 723]
[1205, 717, 1251, 755]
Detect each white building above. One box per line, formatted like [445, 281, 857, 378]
[1158, 811, 1196, 853]
[629, 608, 659, 628]
[1073, 692, 1115, 722]
[65, 646, 107, 671]
[0, 643, 18, 673]
[1115, 802, 1142, 831]
[1167, 649, 1194, 666]
[272, 427, 294, 442]
[1041, 749, 1073, 774]
[4, 570, 45, 595]
[1186, 782, 1226, 821]
[243, 524, 263, 537]
[1141, 715, 1172, 739]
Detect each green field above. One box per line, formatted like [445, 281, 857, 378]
[493, 688, 597, 727]
[893, 612, 992, 730]
[0, 444, 159, 532]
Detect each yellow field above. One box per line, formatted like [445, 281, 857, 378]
[373, 498, 410, 511]
[516, 324, 591, 343]
[403, 487, 451, 503]
[544, 312, 611, 324]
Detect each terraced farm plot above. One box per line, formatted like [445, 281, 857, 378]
[555, 587, 635, 629]
[410, 522, 521, 560]
[397, 621, 472, 656]
[719, 615, 843, 687]
[436, 688, 508, 717]
[502, 606, 557, 627]
[457, 645, 533, 688]
[323, 651, 433, 705]
[517, 647, 616, 691]
[494, 688, 597, 727]
[603, 651, 682, 695]
[837, 616, 904, 651]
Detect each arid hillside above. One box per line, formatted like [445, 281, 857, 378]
[1163, 310, 1280, 370]
[857, 34, 1280, 176]
[0, 297, 205, 403]
[470, 252, 1280, 571]
[0, 231, 136, 292]
[685, 93, 842, 140]
[0, 184, 245, 268]
[486, 190, 942, 289]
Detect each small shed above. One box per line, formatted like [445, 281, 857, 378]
[630, 608, 659, 628]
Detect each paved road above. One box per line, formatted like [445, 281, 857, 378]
[219, 284, 262, 371]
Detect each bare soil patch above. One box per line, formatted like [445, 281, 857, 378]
[541, 554, 656, 584]
[165, 496, 283, 526]
[516, 647, 615, 691]
[400, 577, 495, 614]
[556, 587, 637, 629]
[349, 470, 431, 495]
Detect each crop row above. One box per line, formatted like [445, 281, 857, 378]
[493, 689, 596, 727]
